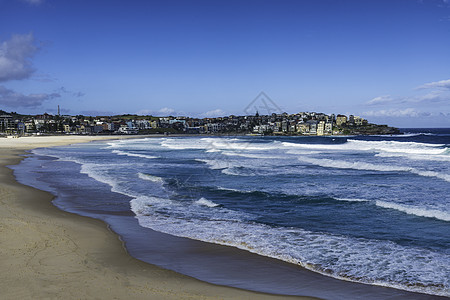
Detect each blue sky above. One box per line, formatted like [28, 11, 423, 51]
[1, 0, 449, 127]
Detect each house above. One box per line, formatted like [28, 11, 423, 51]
[325, 122, 333, 135]
[296, 122, 310, 134]
[336, 115, 348, 126]
[317, 121, 325, 136]
[0, 115, 14, 133]
[308, 120, 318, 135]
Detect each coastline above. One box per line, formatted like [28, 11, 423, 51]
[0, 135, 316, 299]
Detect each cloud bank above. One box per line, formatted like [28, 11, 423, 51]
[362, 78, 450, 127]
[0, 85, 60, 108]
[0, 33, 38, 82]
[417, 79, 450, 90]
[201, 109, 226, 118]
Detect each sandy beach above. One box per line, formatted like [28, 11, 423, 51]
[0, 135, 317, 300]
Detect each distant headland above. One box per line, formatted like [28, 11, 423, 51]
[0, 109, 400, 136]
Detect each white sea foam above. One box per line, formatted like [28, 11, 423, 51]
[337, 198, 450, 222]
[282, 140, 447, 156]
[298, 157, 450, 182]
[106, 138, 164, 152]
[299, 157, 410, 172]
[375, 151, 450, 162]
[195, 159, 233, 170]
[112, 149, 157, 159]
[410, 169, 450, 183]
[335, 197, 370, 202]
[32, 138, 450, 296]
[217, 186, 255, 193]
[209, 140, 281, 151]
[130, 195, 450, 296]
[160, 138, 212, 150]
[138, 172, 164, 183]
[195, 197, 221, 208]
[221, 151, 284, 159]
[376, 201, 450, 222]
[347, 139, 447, 155]
[79, 163, 135, 198]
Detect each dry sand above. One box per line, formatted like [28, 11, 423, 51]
[0, 135, 318, 300]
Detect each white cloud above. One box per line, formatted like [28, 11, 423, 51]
[158, 107, 175, 115]
[413, 91, 448, 103]
[0, 85, 60, 108]
[135, 107, 177, 116]
[366, 95, 395, 106]
[367, 79, 450, 107]
[135, 109, 153, 115]
[0, 33, 38, 82]
[201, 109, 226, 118]
[363, 108, 421, 118]
[416, 79, 450, 90]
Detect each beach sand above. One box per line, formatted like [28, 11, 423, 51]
[0, 135, 317, 299]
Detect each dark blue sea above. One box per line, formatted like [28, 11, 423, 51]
[12, 128, 450, 299]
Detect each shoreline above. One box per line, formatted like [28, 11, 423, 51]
[0, 135, 316, 299]
[1, 135, 446, 299]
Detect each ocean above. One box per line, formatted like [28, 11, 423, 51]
[12, 128, 450, 299]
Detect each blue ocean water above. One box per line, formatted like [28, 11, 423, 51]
[14, 129, 450, 297]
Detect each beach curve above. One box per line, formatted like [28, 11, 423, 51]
[0, 135, 316, 300]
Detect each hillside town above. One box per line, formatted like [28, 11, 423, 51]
[0, 109, 400, 137]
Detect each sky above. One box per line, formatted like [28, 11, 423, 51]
[0, 0, 449, 127]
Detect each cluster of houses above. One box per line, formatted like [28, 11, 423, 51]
[1, 110, 398, 137]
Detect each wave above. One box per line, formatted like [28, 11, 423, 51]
[106, 138, 159, 149]
[194, 197, 221, 208]
[209, 140, 281, 151]
[375, 152, 450, 162]
[335, 197, 370, 202]
[336, 198, 449, 222]
[282, 139, 447, 156]
[130, 195, 450, 297]
[195, 158, 234, 170]
[216, 186, 256, 193]
[78, 163, 135, 199]
[347, 140, 447, 155]
[161, 138, 211, 150]
[375, 201, 450, 222]
[298, 157, 450, 182]
[161, 137, 282, 152]
[221, 151, 285, 159]
[138, 172, 164, 183]
[112, 149, 157, 159]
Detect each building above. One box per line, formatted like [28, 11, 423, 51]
[0, 115, 14, 133]
[325, 122, 333, 135]
[317, 121, 325, 136]
[336, 115, 348, 126]
[296, 122, 310, 134]
[354, 116, 367, 126]
[308, 120, 318, 135]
